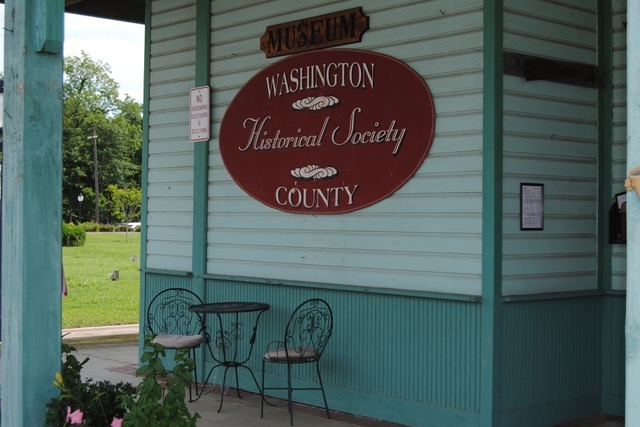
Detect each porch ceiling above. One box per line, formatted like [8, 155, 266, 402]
[0, 0, 145, 24]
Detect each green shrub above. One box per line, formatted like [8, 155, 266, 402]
[45, 338, 199, 427]
[121, 336, 200, 427]
[78, 222, 100, 232]
[62, 222, 86, 247]
[45, 342, 136, 427]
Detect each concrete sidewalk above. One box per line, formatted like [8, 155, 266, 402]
[62, 324, 140, 344]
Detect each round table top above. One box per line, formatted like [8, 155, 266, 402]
[188, 301, 270, 314]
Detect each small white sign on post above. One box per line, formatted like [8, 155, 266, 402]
[189, 86, 210, 142]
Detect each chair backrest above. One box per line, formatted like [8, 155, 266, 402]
[146, 288, 205, 337]
[284, 299, 333, 361]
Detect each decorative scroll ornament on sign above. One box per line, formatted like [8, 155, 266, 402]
[219, 49, 436, 214]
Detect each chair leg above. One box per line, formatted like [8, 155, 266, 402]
[261, 359, 266, 418]
[287, 363, 294, 426]
[316, 362, 330, 419]
[189, 348, 198, 402]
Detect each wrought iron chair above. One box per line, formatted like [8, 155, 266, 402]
[145, 288, 208, 402]
[261, 298, 333, 426]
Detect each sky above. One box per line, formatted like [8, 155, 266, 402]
[0, 5, 145, 102]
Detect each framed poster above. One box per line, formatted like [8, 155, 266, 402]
[520, 183, 544, 230]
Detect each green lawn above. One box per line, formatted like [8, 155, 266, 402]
[62, 232, 141, 328]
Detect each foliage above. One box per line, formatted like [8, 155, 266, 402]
[78, 222, 102, 232]
[62, 51, 142, 224]
[62, 222, 87, 247]
[121, 336, 200, 427]
[75, 222, 140, 233]
[63, 233, 140, 328]
[45, 342, 136, 427]
[107, 185, 142, 224]
[44, 338, 198, 427]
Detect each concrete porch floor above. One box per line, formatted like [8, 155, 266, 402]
[2, 325, 624, 427]
[63, 325, 405, 427]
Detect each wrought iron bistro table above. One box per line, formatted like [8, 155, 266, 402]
[188, 301, 270, 412]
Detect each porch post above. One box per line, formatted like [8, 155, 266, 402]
[627, 1, 640, 424]
[1, 0, 64, 425]
[189, 0, 211, 376]
[480, 0, 504, 426]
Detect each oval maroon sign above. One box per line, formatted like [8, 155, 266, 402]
[219, 49, 435, 214]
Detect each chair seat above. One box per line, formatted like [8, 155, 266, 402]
[153, 334, 204, 349]
[265, 347, 318, 361]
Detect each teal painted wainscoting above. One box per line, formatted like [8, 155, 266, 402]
[144, 274, 482, 426]
[204, 279, 482, 427]
[500, 296, 601, 427]
[142, 276, 625, 426]
[602, 294, 625, 415]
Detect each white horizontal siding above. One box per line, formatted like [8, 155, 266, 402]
[146, 0, 197, 271]
[504, 0, 597, 64]
[502, 0, 598, 295]
[207, 0, 484, 295]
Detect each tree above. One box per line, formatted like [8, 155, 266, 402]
[62, 52, 142, 223]
[108, 185, 141, 224]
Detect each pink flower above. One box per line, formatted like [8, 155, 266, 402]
[111, 418, 123, 427]
[66, 406, 84, 424]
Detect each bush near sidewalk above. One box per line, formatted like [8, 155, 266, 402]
[62, 222, 87, 247]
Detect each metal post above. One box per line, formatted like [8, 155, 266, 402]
[77, 193, 84, 222]
[88, 127, 99, 224]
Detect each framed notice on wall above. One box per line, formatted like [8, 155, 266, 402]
[189, 86, 210, 142]
[520, 183, 544, 230]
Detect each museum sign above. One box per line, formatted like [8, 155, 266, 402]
[219, 49, 436, 214]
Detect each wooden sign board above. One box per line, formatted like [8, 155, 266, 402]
[219, 49, 436, 214]
[260, 7, 369, 58]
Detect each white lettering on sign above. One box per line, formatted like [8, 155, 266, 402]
[265, 62, 375, 99]
[237, 109, 407, 156]
[189, 86, 210, 142]
[239, 116, 328, 151]
[331, 108, 406, 155]
[275, 185, 359, 209]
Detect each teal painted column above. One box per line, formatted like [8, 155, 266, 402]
[597, 0, 614, 288]
[626, 0, 640, 424]
[480, 0, 503, 426]
[597, 0, 613, 411]
[192, 0, 211, 280]
[189, 0, 211, 377]
[137, 0, 151, 352]
[1, 0, 64, 425]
